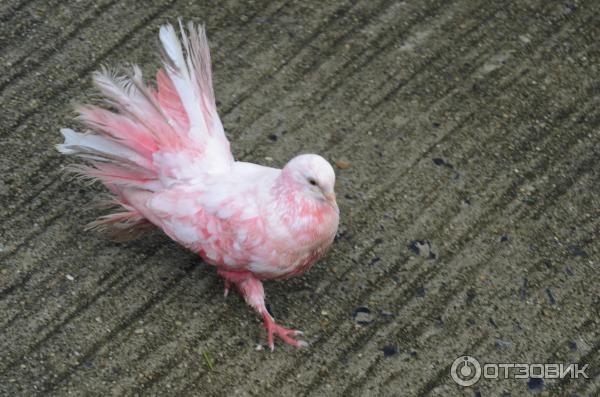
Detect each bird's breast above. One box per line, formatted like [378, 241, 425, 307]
[260, 201, 338, 279]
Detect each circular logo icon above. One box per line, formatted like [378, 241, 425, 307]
[450, 355, 482, 387]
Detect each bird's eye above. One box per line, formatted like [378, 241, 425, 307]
[308, 178, 317, 186]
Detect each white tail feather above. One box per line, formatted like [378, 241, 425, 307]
[57, 128, 151, 169]
[57, 21, 236, 239]
[159, 20, 228, 154]
[58, 20, 234, 191]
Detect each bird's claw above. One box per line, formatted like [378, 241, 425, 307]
[264, 320, 308, 351]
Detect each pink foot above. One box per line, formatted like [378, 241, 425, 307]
[217, 270, 309, 350]
[262, 312, 308, 351]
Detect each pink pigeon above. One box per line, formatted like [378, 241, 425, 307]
[57, 21, 339, 350]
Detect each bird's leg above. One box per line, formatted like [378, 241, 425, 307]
[218, 270, 307, 350]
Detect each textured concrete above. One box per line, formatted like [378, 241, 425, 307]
[1, 0, 599, 395]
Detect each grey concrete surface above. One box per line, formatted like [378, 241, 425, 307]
[1, 0, 599, 396]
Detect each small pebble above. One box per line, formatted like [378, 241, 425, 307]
[494, 339, 512, 349]
[352, 307, 374, 325]
[382, 345, 398, 357]
[369, 257, 381, 266]
[334, 160, 350, 169]
[66, 274, 74, 281]
[527, 377, 544, 392]
[545, 288, 556, 305]
[466, 289, 476, 305]
[568, 245, 588, 257]
[408, 240, 437, 259]
[519, 34, 531, 43]
[433, 157, 454, 169]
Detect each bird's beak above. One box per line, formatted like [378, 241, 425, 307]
[323, 192, 336, 205]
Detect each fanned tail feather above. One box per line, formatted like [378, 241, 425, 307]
[57, 20, 233, 239]
[158, 20, 232, 164]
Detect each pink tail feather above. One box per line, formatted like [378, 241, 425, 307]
[57, 21, 232, 239]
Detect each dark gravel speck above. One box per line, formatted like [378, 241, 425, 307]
[565, 3, 578, 12]
[382, 345, 399, 357]
[265, 303, 274, 317]
[565, 267, 574, 276]
[369, 256, 381, 266]
[335, 230, 352, 242]
[568, 245, 588, 257]
[433, 157, 455, 169]
[466, 288, 476, 305]
[527, 377, 544, 392]
[519, 278, 528, 300]
[546, 288, 557, 305]
[409, 240, 436, 259]
[352, 307, 374, 325]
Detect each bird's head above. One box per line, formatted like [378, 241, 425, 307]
[281, 154, 337, 207]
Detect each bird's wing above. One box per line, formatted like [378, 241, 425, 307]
[121, 162, 281, 269]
